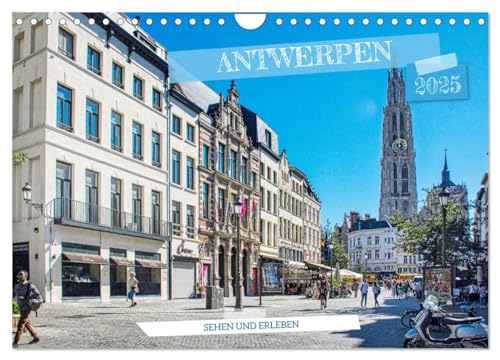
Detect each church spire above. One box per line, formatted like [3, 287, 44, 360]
[440, 149, 455, 188]
[227, 80, 240, 105]
[387, 68, 405, 106]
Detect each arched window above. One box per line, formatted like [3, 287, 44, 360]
[402, 164, 408, 178]
[392, 113, 397, 133]
[402, 164, 409, 194]
[204, 242, 210, 258]
[393, 163, 398, 194]
[400, 113, 405, 136]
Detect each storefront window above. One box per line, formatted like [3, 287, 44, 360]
[61, 243, 101, 297]
[110, 248, 127, 296]
[135, 251, 162, 295]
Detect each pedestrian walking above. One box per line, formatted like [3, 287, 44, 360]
[128, 272, 139, 307]
[373, 282, 381, 308]
[360, 279, 368, 308]
[352, 280, 359, 298]
[467, 281, 480, 306]
[392, 280, 397, 298]
[13, 270, 41, 348]
[479, 284, 487, 308]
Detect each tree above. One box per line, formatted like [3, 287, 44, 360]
[321, 219, 333, 263]
[322, 219, 350, 269]
[329, 236, 350, 269]
[351, 258, 367, 274]
[390, 200, 475, 268]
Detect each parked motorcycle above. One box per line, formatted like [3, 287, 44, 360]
[403, 296, 488, 348]
[401, 302, 476, 329]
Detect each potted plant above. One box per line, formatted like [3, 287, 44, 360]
[12, 301, 20, 332]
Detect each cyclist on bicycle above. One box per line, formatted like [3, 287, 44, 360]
[319, 275, 329, 309]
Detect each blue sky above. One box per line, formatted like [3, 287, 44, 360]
[128, 13, 488, 227]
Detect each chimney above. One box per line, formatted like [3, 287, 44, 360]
[349, 211, 359, 229]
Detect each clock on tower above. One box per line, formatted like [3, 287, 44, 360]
[379, 68, 417, 220]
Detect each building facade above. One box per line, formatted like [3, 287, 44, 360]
[184, 81, 262, 298]
[379, 68, 417, 221]
[302, 177, 321, 265]
[168, 87, 201, 298]
[12, 12, 171, 302]
[339, 211, 360, 253]
[242, 107, 283, 295]
[347, 217, 399, 278]
[472, 173, 488, 283]
[12, 13, 323, 302]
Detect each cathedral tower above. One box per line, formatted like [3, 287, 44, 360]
[378, 68, 417, 220]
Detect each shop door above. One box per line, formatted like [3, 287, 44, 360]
[173, 261, 195, 298]
[13, 243, 29, 288]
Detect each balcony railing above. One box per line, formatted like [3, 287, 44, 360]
[46, 198, 170, 240]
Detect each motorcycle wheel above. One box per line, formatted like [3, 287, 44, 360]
[403, 339, 413, 348]
[403, 339, 423, 348]
[401, 311, 416, 328]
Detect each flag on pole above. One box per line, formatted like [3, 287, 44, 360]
[241, 194, 247, 218]
[225, 190, 232, 224]
[251, 197, 257, 219]
[216, 191, 222, 222]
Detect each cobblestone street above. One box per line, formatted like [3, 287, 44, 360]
[13, 289, 488, 350]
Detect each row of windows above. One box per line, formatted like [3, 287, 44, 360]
[55, 27, 164, 112]
[279, 247, 304, 263]
[279, 190, 302, 217]
[13, 21, 44, 62]
[214, 189, 256, 230]
[304, 226, 321, 248]
[57, 84, 162, 167]
[398, 267, 422, 274]
[172, 115, 195, 142]
[201, 143, 258, 189]
[260, 220, 278, 248]
[349, 236, 395, 248]
[279, 218, 301, 243]
[171, 150, 195, 190]
[260, 187, 278, 214]
[171, 201, 196, 239]
[260, 163, 277, 185]
[403, 255, 422, 264]
[56, 161, 162, 229]
[200, 182, 257, 231]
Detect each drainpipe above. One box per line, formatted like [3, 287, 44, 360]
[164, 71, 173, 300]
[48, 220, 53, 303]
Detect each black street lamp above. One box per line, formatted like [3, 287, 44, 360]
[439, 188, 450, 267]
[233, 200, 243, 309]
[329, 242, 334, 284]
[22, 182, 44, 215]
[364, 252, 369, 278]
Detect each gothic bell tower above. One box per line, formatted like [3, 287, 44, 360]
[378, 68, 417, 220]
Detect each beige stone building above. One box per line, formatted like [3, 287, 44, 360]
[175, 81, 261, 297]
[12, 12, 170, 302]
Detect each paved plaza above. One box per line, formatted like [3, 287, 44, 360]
[12, 289, 488, 350]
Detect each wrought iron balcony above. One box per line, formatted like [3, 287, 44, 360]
[46, 198, 170, 241]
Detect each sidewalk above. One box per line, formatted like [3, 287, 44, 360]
[13, 289, 483, 350]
